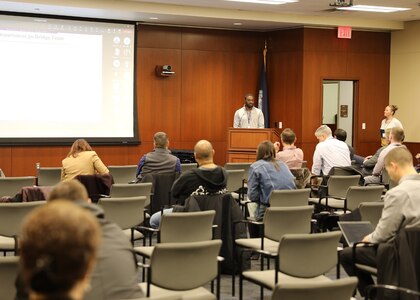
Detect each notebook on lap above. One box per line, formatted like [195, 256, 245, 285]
[338, 221, 374, 247]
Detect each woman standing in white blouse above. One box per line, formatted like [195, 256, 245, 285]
[380, 104, 403, 146]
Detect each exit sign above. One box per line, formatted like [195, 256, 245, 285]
[338, 26, 352, 39]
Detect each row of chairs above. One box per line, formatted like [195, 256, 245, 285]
[0, 163, 198, 197]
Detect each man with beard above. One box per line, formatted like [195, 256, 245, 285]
[233, 93, 264, 128]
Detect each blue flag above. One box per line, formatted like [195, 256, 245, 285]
[257, 45, 269, 128]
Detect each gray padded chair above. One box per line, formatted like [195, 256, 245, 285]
[239, 231, 342, 300]
[0, 176, 36, 197]
[309, 175, 361, 210]
[0, 201, 46, 254]
[37, 167, 62, 186]
[138, 240, 222, 299]
[0, 256, 19, 299]
[225, 169, 248, 210]
[224, 162, 252, 179]
[271, 276, 358, 300]
[110, 183, 152, 206]
[134, 210, 216, 259]
[180, 163, 197, 173]
[269, 189, 310, 207]
[318, 185, 384, 212]
[98, 196, 147, 245]
[108, 165, 137, 184]
[234, 206, 313, 297]
[359, 201, 384, 227]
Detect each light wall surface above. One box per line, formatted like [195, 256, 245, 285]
[390, 21, 420, 142]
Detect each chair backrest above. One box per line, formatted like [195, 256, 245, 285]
[225, 169, 245, 192]
[381, 168, 397, 190]
[159, 210, 215, 243]
[108, 165, 137, 184]
[327, 175, 361, 198]
[150, 240, 222, 291]
[180, 163, 197, 173]
[224, 163, 252, 180]
[98, 196, 146, 230]
[37, 167, 62, 186]
[141, 172, 178, 214]
[269, 189, 310, 207]
[346, 185, 384, 211]
[0, 256, 19, 300]
[110, 183, 152, 206]
[359, 201, 384, 227]
[0, 176, 36, 197]
[0, 201, 46, 237]
[290, 168, 311, 189]
[278, 231, 342, 278]
[264, 206, 313, 242]
[271, 277, 358, 300]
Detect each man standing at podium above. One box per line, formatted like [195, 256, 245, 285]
[233, 93, 265, 128]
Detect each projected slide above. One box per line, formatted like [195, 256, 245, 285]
[0, 14, 138, 145]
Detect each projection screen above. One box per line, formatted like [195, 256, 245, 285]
[0, 13, 139, 145]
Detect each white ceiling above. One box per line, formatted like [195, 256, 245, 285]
[1, 0, 420, 31]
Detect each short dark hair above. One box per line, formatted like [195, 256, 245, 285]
[281, 128, 296, 145]
[334, 128, 347, 142]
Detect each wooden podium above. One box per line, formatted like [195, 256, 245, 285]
[226, 127, 281, 163]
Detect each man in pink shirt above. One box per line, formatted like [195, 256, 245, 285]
[274, 128, 304, 169]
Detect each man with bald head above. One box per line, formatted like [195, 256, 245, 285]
[149, 139, 227, 228]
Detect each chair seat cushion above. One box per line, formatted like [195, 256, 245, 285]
[235, 238, 279, 254]
[319, 198, 345, 209]
[138, 282, 216, 300]
[0, 236, 14, 250]
[123, 229, 143, 240]
[134, 246, 154, 258]
[242, 269, 331, 289]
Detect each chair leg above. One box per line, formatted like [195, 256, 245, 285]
[239, 273, 243, 300]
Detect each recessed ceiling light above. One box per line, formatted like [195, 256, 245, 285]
[149, 17, 159, 20]
[337, 5, 410, 13]
[233, 22, 243, 25]
[226, 0, 298, 5]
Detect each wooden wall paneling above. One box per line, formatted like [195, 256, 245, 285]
[137, 25, 182, 49]
[269, 28, 304, 52]
[348, 31, 390, 54]
[137, 48, 182, 143]
[180, 50, 231, 143]
[229, 31, 266, 52]
[0, 147, 12, 176]
[347, 53, 390, 143]
[404, 142, 420, 162]
[268, 51, 303, 136]
[181, 29, 232, 51]
[95, 145, 141, 167]
[301, 51, 348, 142]
[212, 141, 228, 166]
[11, 146, 68, 176]
[268, 29, 304, 145]
[228, 51, 260, 127]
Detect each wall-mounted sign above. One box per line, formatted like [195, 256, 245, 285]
[340, 105, 348, 118]
[338, 26, 352, 39]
